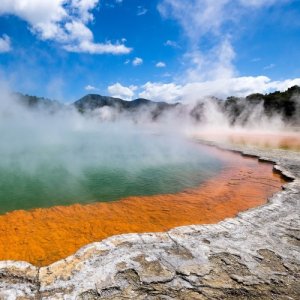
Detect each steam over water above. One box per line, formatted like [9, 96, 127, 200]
[3, 85, 298, 215]
[0, 98, 223, 214]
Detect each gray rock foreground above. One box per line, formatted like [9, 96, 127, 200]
[0, 142, 299, 299]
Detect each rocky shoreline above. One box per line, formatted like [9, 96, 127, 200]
[0, 142, 299, 299]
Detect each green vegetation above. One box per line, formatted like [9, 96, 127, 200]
[223, 86, 300, 125]
[15, 85, 300, 125]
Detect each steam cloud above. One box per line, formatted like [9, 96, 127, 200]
[0, 83, 227, 211]
[1, 82, 299, 153]
[0, 80, 299, 212]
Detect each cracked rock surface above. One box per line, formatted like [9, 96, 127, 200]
[0, 142, 299, 299]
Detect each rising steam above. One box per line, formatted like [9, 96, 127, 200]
[0, 80, 299, 212]
[0, 83, 227, 212]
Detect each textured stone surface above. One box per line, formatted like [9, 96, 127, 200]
[0, 142, 299, 299]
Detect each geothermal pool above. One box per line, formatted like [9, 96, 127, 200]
[0, 129, 222, 214]
[0, 142, 285, 266]
[0, 113, 287, 266]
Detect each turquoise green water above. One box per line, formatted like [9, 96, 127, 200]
[0, 123, 223, 214]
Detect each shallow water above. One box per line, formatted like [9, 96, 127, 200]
[0, 103, 290, 265]
[195, 130, 300, 151]
[0, 145, 285, 266]
[0, 128, 222, 214]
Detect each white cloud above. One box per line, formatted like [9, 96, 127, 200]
[164, 40, 179, 48]
[158, 0, 289, 41]
[158, 0, 289, 82]
[71, 0, 99, 23]
[138, 76, 300, 102]
[0, 34, 11, 53]
[263, 63, 275, 70]
[158, 1, 237, 81]
[0, 0, 66, 25]
[64, 20, 93, 42]
[183, 38, 236, 82]
[139, 82, 183, 102]
[85, 84, 97, 91]
[0, 0, 132, 55]
[108, 82, 138, 100]
[267, 77, 300, 92]
[239, 0, 289, 8]
[137, 6, 148, 16]
[132, 57, 143, 66]
[65, 41, 132, 54]
[156, 61, 166, 68]
[180, 76, 272, 100]
[158, 0, 230, 43]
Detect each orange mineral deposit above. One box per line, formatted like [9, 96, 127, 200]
[0, 147, 286, 266]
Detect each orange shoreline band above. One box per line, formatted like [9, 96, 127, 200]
[0, 147, 286, 266]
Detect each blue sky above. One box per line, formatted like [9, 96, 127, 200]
[0, 0, 300, 102]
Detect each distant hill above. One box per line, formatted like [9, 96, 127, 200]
[74, 94, 149, 111]
[73, 94, 178, 119]
[73, 94, 175, 109]
[14, 86, 300, 125]
[14, 92, 63, 113]
[222, 86, 300, 125]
